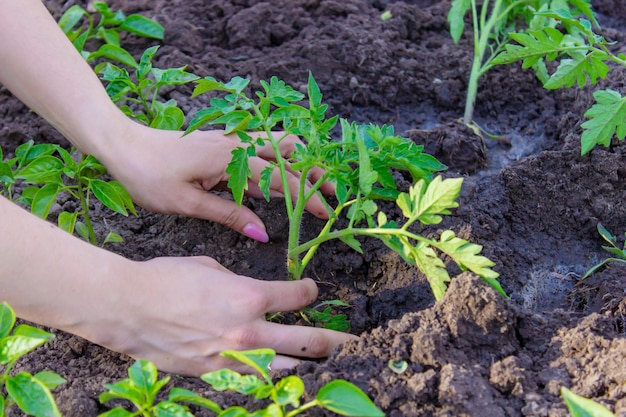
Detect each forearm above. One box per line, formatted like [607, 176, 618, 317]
[0, 196, 131, 338]
[0, 0, 129, 159]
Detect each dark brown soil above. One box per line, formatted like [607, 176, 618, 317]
[3, 0, 626, 415]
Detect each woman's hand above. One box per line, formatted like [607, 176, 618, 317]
[102, 122, 333, 242]
[90, 256, 355, 376]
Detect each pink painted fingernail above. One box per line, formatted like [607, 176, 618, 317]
[243, 223, 269, 243]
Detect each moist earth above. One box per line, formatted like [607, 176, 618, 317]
[2, 0, 626, 416]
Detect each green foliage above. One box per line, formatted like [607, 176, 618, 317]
[491, 6, 626, 154]
[0, 302, 65, 417]
[95, 45, 199, 130]
[561, 387, 615, 417]
[201, 349, 385, 417]
[298, 300, 352, 332]
[0, 141, 136, 246]
[185, 73, 505, 302]
[99, 359, 222, 416]
[99, 350, 383, 417]
[448, 0, 601, 127]
[583, 223, 626, 278]
[59, 1, 164, 63]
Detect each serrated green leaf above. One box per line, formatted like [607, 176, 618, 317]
[191, 76, 228, 97]
[212, 110, 253, 134]
[448, 0, 471, 43]
[258, 164, 275, 202]
[6, 373, 61, 417]
[226, 147, 253, 206]
[580, 89, 626, 154]
[397, 176, 462, 225]
[316, 380, 384, 417]
[412, 243, 450, 301]
[561, 387, 615, 417]
[544, 51, 610, 89]
[339, 234, 363, 254]
[492, 28, 566, 67]
[120, 14, 164, 39]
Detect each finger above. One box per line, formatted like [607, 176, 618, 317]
[177, 188, 270, 243]
[257, 321, 358, 359]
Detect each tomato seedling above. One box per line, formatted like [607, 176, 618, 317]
[448, 0, 598, 132]
[99, 350, 384, 417]
[96, 45, 199, 130]
[583, 223, 626, 279]
[0, 302, 66, 417]
[0, 141, 136, 247]
[491, 7, 626, 154]
[185, 73, 505, 302]
[59, 1, 164, 67]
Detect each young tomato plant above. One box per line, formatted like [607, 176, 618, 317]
[582, 223, 626, 279]
[99, 350, 383, 417]
[59, 1, 164, 67]
[491, 7, 626, 154]
[0, 141, 136, 247]
[201, 349, 384, 417]
[185, 73, 505, 302]
[448, 0, 598, 130]
[95, 45, 199, 130]
[0, 302, 66, 417]
[99, 359, 223, 416]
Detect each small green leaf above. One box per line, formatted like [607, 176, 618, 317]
[154, 401, 194, 417]
[33, 372, 66, 390]
[75, 221, 91, 242]
[31, 183, 60, 220]
[58, 5, 88, 35]
[151, 105, 186, 131]
[87, 44, 139, 69]
[561, 387, 615, 417]
[273, 376, 304, 408]
[98, 409, 134, 417]
[225, 147, 253, 206]
[388, 360, 408, 374]
[220, 349, 275, 382]
[448, 0, 471, 43]
[99, 379, 146, 407]
[6, 373, 61, 417]
[128, 359, 159, 396]
[16, 156, 64, 185]
[258, 164, 275, 202]
[397, 176, 462, 225]
[0, 302, 16, 339]
[580, 89, 626, 154]
[316, 380, 384, 417]
[103, 232, 124, 246]
[120, 14, 164, 39]
[201, 368, 267, 396]
[0, 333, 52, 365]
[168, 388, 221, 412]
[339, 235, 363, 254]
[58, 211, 78, 235]
[90, 179, 129, 216]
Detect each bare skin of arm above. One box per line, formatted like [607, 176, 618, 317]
[0, 0, 353, 376]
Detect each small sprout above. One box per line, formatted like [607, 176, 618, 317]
[388, 360, 408, 374]
[561, 387, 615, 417]
[380, 11, 392, 21]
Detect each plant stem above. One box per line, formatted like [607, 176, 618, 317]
[285, 400, 319, 417]
[77, 179, 97, 245]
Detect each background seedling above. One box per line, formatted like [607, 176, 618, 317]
[583, 223, 626, 278]
[185, 73, 505, 303]
[448, 0, 599, 134]
[96, 45, 199, 130]
[491, 6, 626, 154]
[59, 1, 164, 66]
[0, 302, 66, 417]
[201, 349, 385, 417]
[0, 141, 136, 246]
[99, 350, 384, 417]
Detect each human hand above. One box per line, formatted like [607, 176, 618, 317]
[102, 122, 334, 242]
[88, 256, 355, 376]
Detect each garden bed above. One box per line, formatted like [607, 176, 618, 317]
[2, 0, 626, 415]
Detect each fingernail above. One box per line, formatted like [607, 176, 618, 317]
[243, 223, 269, 243]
